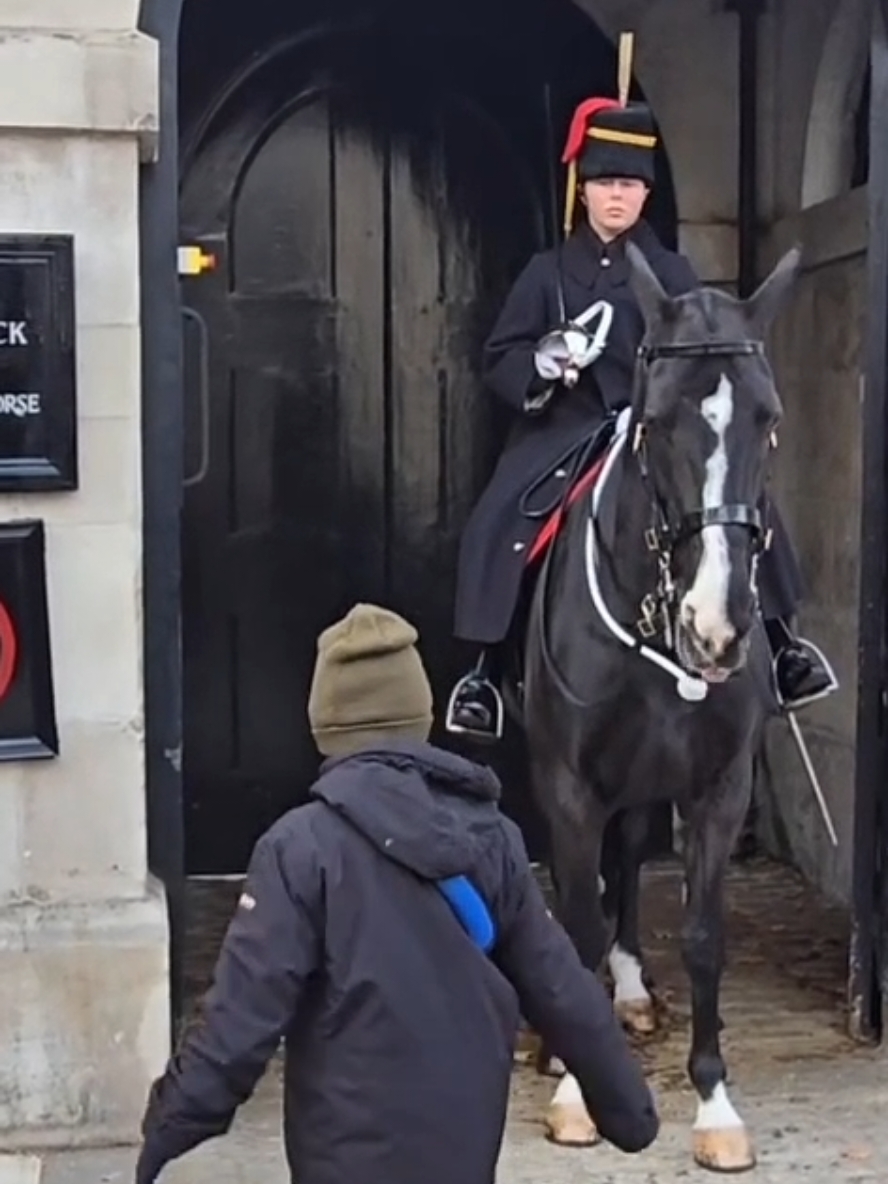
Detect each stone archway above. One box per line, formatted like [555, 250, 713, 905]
[800, 0, 871, 209]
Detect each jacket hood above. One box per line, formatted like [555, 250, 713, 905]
[310, 741, 503, 881]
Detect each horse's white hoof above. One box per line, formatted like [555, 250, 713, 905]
[692, 1126, 756, 1172]
[615, 997, 657, 1036]
[545, 1102, 600, 1147]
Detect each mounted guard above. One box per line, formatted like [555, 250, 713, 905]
[446, 84, 836, 742]
[438, 35, 841, 1172]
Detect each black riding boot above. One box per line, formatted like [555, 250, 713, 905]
[445, 649, 504, 743]
[765, 617, 837, 711]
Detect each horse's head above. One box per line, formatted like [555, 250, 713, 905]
[625, 243, 801, 681]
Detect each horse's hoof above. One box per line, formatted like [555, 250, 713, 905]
[545, 1103, 600, 1147]
[615, 998, 657, 1036]
[692, 1127, 756, 1173]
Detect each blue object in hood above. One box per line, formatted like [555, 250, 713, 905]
[437, 875, 497, 953]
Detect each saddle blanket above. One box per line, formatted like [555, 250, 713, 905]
[526, 448, 610, 566]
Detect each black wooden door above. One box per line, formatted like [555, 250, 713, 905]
[179, 33, 545, 873]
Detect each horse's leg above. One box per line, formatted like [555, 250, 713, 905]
[534, 850, 568, 1079]
[607, 806, 657, 1036]
[682, 774, 756, 1173]
[534, 848, 610, 1079]
[533, 855, 565, 1078]
[542, 784, 609, 1148]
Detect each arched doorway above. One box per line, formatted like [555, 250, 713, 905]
[168, 0, 678, 876]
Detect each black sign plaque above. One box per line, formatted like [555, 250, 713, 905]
[0, 519, 58, 760]
[0, 235, 77, 491]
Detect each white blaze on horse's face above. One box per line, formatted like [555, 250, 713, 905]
[679, 373, 735, 658]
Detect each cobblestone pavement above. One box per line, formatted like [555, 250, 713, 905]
[21, 859, 888, 1182]
[35, 1052, 888, 1184]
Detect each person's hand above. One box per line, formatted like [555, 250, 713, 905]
[534, 330, 572, 381]
[534, 324, 605, 386]
[534, 326, 591, 383]
[569, 328, 605, 372]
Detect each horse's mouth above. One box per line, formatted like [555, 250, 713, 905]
[675, 625, 749, 683]
[701, 666, 732, 684]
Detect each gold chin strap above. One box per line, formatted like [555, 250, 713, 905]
[563, 159, 578, 238]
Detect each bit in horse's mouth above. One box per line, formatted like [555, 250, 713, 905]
[701, 666, 731, 684]
[675, 627, 746, 684]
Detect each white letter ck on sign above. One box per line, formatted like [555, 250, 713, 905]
[0, 322, 28, 346]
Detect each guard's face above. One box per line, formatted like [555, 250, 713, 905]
[583, 178, 649, 239]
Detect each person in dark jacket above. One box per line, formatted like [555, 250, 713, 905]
[136, 603, 659, 1184]
[446, 95, 837, 743]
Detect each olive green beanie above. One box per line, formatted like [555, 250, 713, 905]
[308, 603, 434, 758]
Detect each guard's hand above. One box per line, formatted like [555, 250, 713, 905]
[534, 345, 569, 381]
[565, 328, 604, 372]
[534, 327, 575, 381]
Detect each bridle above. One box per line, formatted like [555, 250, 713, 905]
[534, 332, 777, 707]
[628, 337, 771, 642]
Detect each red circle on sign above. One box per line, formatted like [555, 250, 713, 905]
[0, 601, 18, 702]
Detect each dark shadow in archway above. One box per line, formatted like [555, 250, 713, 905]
[177, 0, 678, 242]
[138, 0, 681, 1016]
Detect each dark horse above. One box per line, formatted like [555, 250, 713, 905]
[522, 243, 801, 1173]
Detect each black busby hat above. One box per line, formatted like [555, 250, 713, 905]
[577, 103, 657, 184]
[560, 33, 658, 233]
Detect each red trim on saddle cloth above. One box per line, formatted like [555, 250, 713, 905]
[526, 451, 610, 566]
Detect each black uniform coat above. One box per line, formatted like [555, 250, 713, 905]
[136, 743, 658, 1184]
[454, 219, 802, 645]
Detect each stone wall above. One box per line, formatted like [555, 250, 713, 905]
[754, 190, 867, 905]
[0, 14, 169, 1150]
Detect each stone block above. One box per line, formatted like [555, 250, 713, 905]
[42, 520, 143, 731]
[679, 222, 737, 284]
[17, 720, 147, 903]
[0, 1, 138, 29]
[0, 885, 169, 1149]
[0, 31, 157, 158]
[75, 325, 141, 419]
[0, 135, 141, 328]
[0, 1155, 41, 1184]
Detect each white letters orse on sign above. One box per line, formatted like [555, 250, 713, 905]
[0, 394, 41, 417]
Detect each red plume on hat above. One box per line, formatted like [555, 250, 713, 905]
[561, 97, 621, 236]
[561, 98, 621, 165]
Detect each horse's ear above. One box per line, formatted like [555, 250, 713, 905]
[744, 246, 802, 333]
[626, 241, 675, 327]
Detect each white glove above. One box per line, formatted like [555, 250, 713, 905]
[562, 326, 601, 371]
[534, 348, 567, 381]
[534, 329, 574, 381]
[534, 308, 612, 384]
